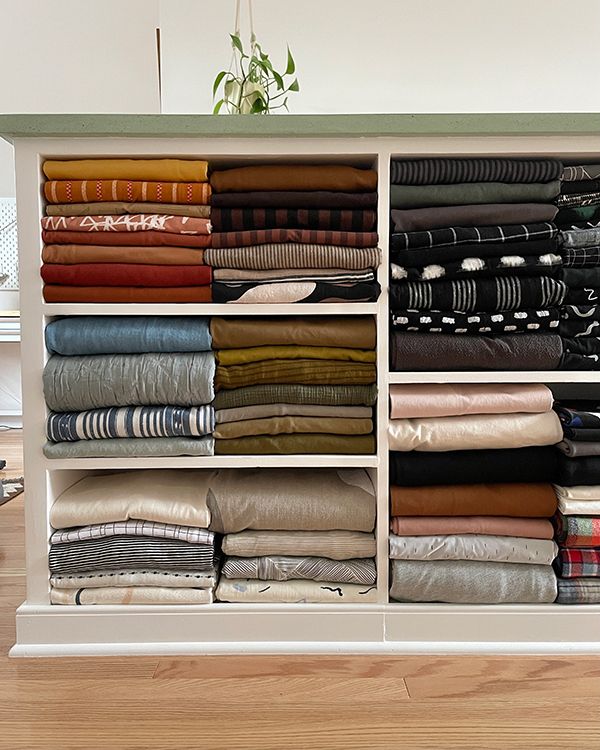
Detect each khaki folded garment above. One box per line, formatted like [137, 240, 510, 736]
[216, 403, 372, 424]
[213, 416, 373, 439]
[215, 433, 376, 455]
[46, 202, 211, 218]
[222, 530, 377, 559]
[212, 383, 378, 409]
[215, 360, 377, 390]
[216, 346, 376, 366]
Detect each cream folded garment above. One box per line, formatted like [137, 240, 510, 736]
[554, 484, 600, 514]
[389, 383, 554, 419]
[50, 586, 213, 605]
[50, 569, 217, 589]
[216, 579, 378, 603]
[388, 411, 562, 451]
[389, 534, 557, 565]
[221, 530, 377, 560]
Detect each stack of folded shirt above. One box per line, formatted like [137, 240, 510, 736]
[48, 470, 218, 605]
[210, 468, 378, 603]
[211, 316, 377, 454]
[389, 158, 566, 371]
[41, 159, 212, 303]
[388, 383, 561, 603]
[556, 163, 600, 370]
[554, 399, 600, 603]
[43, 316, 215, 458]
[206, 164, 381, 303]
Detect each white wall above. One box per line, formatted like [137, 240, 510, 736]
[159, 0, 600, 114]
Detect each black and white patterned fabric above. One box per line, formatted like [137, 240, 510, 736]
[50, 520, 214, 546]
[390, 252, 562, 282]
[212, 280, 381, 304]
[562, 337, 600, 355]
[560, 306, 600, 337]
[390, 158, 562, 185]
[391, 308, 560, 335]
[562, 165, 600, 182]
[561, 352, 600, 370]
[221, 555, 376, 585]
[563, 247, 600, 268]
[565, 288, 600, 305]
[557, 191, 600, 209]
[391, 222, 558, 252]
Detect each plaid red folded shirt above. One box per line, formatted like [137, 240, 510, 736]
[555, 548, 600, 578]
[553, 513, 600, 547]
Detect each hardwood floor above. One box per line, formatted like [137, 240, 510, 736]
[1, 430, 599, 749]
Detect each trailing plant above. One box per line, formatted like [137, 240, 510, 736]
[213, 34, 299, 114]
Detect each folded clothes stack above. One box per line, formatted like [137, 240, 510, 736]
[211, 468, 378, 603]
[211, 316, 377, 454]
[389, 158, 565, 370]
[206, 164, 381, 303]
[49, 470, 218, 605]
[556, 164, 600, 370]
[43, 316, 215, 458]
[41, 159, 212, 303]
[554, 400, 600, 603]
[388, 384, 561, 603]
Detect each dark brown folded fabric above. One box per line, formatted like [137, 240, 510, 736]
[215, 433, 376, 455]
[43, 286, 212, 303]
[215, 360, 376, 390]
[390, 483, 558, 517]
[211, 165, 377, 193]
[41, 264, 211, 287]
[390, 332, 562, 371]
[42, 245, 205, 265]
[211, 208, 376, 232]
[211, 191, 378, 209]
[391, 203, 559, 232]
[211, 229, 378, 249]
[210, 316, 376, 350]
[41, 230, 211, 248]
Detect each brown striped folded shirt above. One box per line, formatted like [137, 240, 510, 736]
[205, 245, 382, 270]
[211, 228, 378, 249]
[211, 207, 376, 232]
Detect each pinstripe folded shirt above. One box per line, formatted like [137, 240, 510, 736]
[391, 158, 562, 186]
[50, 520, 214, 546]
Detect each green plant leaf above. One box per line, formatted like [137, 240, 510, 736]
[288, 78, 300, 92]
[212, 71, 228, 98]
[250, 97, 266, 113]
[272, 70, 284, 90]
[285, 47, 296, 75]
[213, 99, 225, 114]
[230, 34, 244, 53]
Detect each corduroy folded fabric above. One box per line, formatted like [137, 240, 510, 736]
[50, 586, 213, 605]
[390, 158, 562, 185]
[553, 513, 600, 547]
[389, 383, 553, 419]
[211, 229, 378, 248]
[212, 383, 378, 409]
[43, 286, 213, 303]
[41, 214, 211, 235]
[390, 483, 558, 517]
[215, 434, 376, 455]
[216, 578, 377, 603]
[44, 352, 215, 411]
[45, 315, 211, 356]
[50, 570, 216, 589]
[210, 165, 377, 193]
[389, 447, 558, 486]
[557, 455, 600, 486]
[558, 440, 600, 458]
[215, 360, 376, 390]
[390, 332, 563, 372]
[556, 578, 600, 604]
[390, 559, 557, 603]
[389, 534, 558, 565]
[49, 469, 214, 529]
[214, 416, 373, 439]
[45, 202, 211, 218]
[42, 229, 211, 248]
[390, 180, 560, 209]
[43, 436, 214, 459]
[207, 468, 375, 534]
[211, 207, 376, 232]
[392, 222, 558, 251]
[42, 245, 206, 266]
[211, 190, 379, 209]
[388, 411, 562, 452]
[222, 530, 377, 559]
[44, 180, 211, 205]
[213, 280, 381, 304]
[216, 404, 371, 424]
[555, 548, 600, 578]
[221, 556, 376, 584]
[41, 264, 211, 287]
[390, 516, 554, 539]
[216, 345, 375, 366]
[390, 308, 560, 335]
[205, 245, 381, 270]
[390, 204, 558, 232]
[210, 315, 376, 350]
[43, 158, 209, 182]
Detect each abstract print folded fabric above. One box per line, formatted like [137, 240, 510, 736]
[557, 191, 600, 209]
[390, 308, 560, 335]
[50, 586, 213, 605]
[559, 306, 600, 337]
[41, 264, 211, 287]
[221, 555, 377, 584]
[390, 181, 560, 209]
[213, 267, 375, 283]
[205, 245, 381, 270]
[212, 279, 381, 303]
[41, 214, 211, 235]
[556, 578, 600, 604]
[211, 228, 377, 248]
[211, 207, 376, 232]
[391, 222, 558, 251]
[43, 159, 209, 182]
[390, 158, 562, 185]
[562, 164, 600, 182]
[554, 549, 600, 578]
[44, 180, 212, 205]
[216, 578, 378, 603]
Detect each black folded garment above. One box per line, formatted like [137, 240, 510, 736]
[562, 337, 600, 357]
[390, 447, 559, 486]
[390, 238, 559, 266]
[390, 222, 558, 252]
[557, 454, 600, 485]
[562, 268, 600, 288]
[390, 253, 562, 282]
[564, 288, 600, 305]
[560, 306, 600, 337]
[560, 352, 600, 370]
[563, 247, 600, 268]
[390, 158, 562, 185]
[561, 178, 600, 195]
[211, 280, 381, 304]
[557, 205, 600, 227]
[390, 308, 560, 335]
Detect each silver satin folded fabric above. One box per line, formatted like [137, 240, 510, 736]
[388, 411, 562, 451]
[50, 586, 213, 605]
[215, 403, 372, 424]
[43, 436, 214, 459]
[216, 578, 378, 603]
[221, 556, 376, 584]
[50, 569, 217, 589]
[557, 439, 600, 458]
[389, 534, 557, 565]
[221, 530, 377, 560]
[390, 559, 557, 603]
[553, 484, 600, 514]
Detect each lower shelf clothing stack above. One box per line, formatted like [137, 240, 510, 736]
[211, 468, 378, 603]
[211, 316, 377, 455]
[556, 162, 600, 370]
[554, 400, 600, 603]
[43, 316, 216, 458]
[388, 384, 562, 604]
[40, 158, 213, 303]
[389, 157, 566, 371]
[207, 164, 381, 303]
[49, 470, 219, 605]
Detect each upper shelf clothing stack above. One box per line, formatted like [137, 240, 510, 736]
[389, 158, 566, 371]
[554, 401, 600, 604]
[211, 316, 377, 455]
[43, 317, 215, 459]
[556, 164, 600, 370]
[206, 165, 381, 303]
[41, 159, 212, 303]
[49, 470, 218, 605]
[211, 468, 378, 603]
[388, 384, 561, 603]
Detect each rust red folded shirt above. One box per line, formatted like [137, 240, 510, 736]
[41, 263, 212, 287]
[42, 230, 211, 248]
[44, 180, 211, 205]
[43, 286, 213, 303]
[211, 228, 378, 248]
[42, 245, 206, 265]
